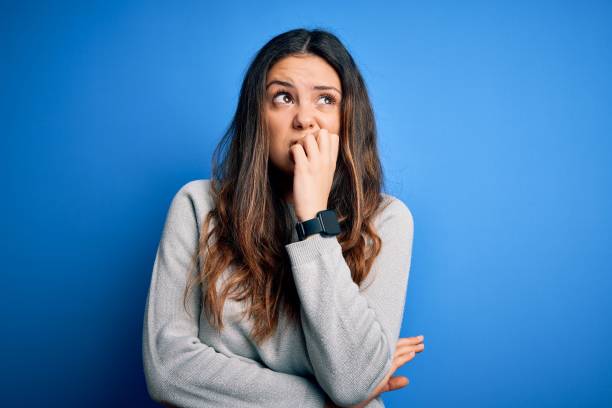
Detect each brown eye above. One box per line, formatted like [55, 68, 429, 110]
[272, 91, 293, 104]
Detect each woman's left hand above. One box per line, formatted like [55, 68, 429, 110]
[289, 128, 340, 222]
[322, 336, 424, 407]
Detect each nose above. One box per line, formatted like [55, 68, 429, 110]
[292, 103, 317, 131]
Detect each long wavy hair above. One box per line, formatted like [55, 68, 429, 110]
[183, 27, 392, 346]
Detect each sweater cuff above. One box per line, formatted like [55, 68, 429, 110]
[285, 233, 342, 266]
[366, 397, 384, 407]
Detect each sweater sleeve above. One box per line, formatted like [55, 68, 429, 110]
[284, 198, 414, 407]
[142, 183, 327, 408]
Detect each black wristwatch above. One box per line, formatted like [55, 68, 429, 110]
[295, 209, 341, 241]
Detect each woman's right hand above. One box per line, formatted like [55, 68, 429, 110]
[326, 335, 425, 408]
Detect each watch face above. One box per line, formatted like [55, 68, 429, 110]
[319, 210, 341, 235]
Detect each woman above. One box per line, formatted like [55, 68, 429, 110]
[142, 27, 425, 407]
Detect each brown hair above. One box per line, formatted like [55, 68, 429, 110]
[183, 27, 392, 346]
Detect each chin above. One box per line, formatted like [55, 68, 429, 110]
[282, 164, 294, 175]
[269, 160, 292, 176]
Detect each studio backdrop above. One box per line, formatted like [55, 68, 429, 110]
[2, 1, 611, 407]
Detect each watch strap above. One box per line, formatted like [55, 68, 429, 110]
[296, 209, 341, 241]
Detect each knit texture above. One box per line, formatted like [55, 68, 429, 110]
[142, 179, 414, 407]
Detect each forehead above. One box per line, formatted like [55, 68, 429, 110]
[267, 55, 341, 88]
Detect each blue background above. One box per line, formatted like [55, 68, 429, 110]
[2, 1, 611, 406]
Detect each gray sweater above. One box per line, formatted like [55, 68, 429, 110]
[142, 179, 414, 407]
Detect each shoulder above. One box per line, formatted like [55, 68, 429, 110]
[166, 179, 216, 227]
[174, 179, 214, 203]
[376, 192, 414, 238]
[380, 192, 414, 222]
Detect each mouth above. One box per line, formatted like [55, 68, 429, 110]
[289, 131, 317, 147]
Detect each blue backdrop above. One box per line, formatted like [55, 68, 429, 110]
[2, 1, 611, 406]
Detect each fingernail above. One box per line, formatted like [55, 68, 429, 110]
[410, 351, 415, 356]
[418, 335, 424, 340]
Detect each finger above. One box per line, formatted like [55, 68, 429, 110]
[396, 336, 425, 346]
[301, 133, 319, 160]
[318, 129, 330, 163]
[387, 376, 409, 391]
[392, 351, 416, 370]
[397, 336, 425, 345]
[394, 350, 416, 363]
[393, 345, 410, 357]
[330, 133, 339, 164]
[394, 342, 425, 357]
[290, 143, 308, 169]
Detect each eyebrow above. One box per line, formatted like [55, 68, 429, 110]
[265, 80, 342, 96]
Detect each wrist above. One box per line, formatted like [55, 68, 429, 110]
[297, 213, 317, 223]
[295, 209, 341, 241]
[296, 208, 325, 223]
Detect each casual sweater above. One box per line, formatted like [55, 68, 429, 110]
[142, 179, 414, 408]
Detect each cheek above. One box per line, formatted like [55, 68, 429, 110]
[266, 119, 287, 143]
[271, 139, 285, 155]
[269, 137, 291, 164]
[323, 112, 341, 134]
[266, 116, 290, 147]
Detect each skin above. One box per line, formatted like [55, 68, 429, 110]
[264, 54, 426, 406]
[264, 54, 341, 222]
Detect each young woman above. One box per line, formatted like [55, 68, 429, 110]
[142, 27, 425, 407]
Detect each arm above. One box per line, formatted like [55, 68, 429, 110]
[142, 182, 327, 408]
[284, 198, 414, 407]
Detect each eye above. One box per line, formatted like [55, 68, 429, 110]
[271, 91, 339, 106]
[318, 93, 338, 105]
[272, 91, 294, 105]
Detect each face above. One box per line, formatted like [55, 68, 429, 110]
[264, 54, 342, 174]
